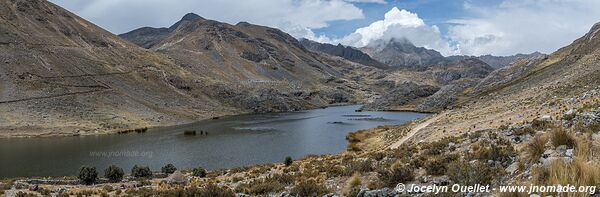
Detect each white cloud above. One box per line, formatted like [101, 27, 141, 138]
[49, 0, 368, 37]
[448, 0, 600, 56]
[336, 7, 458, 56]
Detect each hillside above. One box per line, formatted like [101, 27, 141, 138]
[0, 0, 371, 137]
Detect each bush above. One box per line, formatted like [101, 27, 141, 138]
[161, 164, 177, 174]
[424, 154, 459, 176]
[379, 164, 414, 188]
[447, 160, 504, 186]
[192, 184, 236, 197]
[343, 159, 373, 176]
[192, 166, 207, 178]
[78, 166, 98, 185]
[104, 165, 124, 182]
[237, 179, 285, 195]
[290, 180, 330, 197]
[284, 156, 293, 167]
[131, 165, 152, 178]
[550, 128, 576, 148]
[471, 143, 515, 165]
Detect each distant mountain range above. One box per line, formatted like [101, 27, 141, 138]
[299, 39, 388, 69]
[447, 52, 545, 69]
[301, 38, 545, 70]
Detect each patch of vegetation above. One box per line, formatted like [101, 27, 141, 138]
[236, 174, 290, 196]
[104, 165, 124, 182]
[343, 159, 373, 176]
[343, 173, 362, 197]
[447, 160, 505, 186]
[161, 163, 177, 174]
[531, 119, 553, 130]
[526, 135, 548, 163]
[78, 166, 98, 185]
[378, 164, 415, 188]
[192, 166, 207, 178]
[470, 140, 515, 164]
[550, 128, 576, 148]
[131, 165, 152, 179]
[512, 127, 535, 136]
[290, 180, 330, 197]
[128, 184, 235, 197]
[424, 154, 459, 176]
[574, 121, 600, 133]
[284, 156, 293, 166]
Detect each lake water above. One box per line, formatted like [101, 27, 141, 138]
[0, 105, 426, 178]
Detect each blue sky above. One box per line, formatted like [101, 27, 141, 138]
[314, 0, 472, 38]
[50, 0, 600, 56]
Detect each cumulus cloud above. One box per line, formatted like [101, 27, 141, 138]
[448, 0, 600, 56]
[337, 7, 457, 56]
[49, 0, 367, 38]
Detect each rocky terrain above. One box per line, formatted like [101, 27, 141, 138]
[2, 1, 600, 196]
[299, 39, 388, 69]
[360, 58, 495, 112]
[360, 38, 445, 69]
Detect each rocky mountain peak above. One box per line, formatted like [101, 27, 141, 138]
[361, 38, 444, 68]
[169, 12, 204, 30]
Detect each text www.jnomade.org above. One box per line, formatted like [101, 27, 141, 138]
[89, 151, 153, 158]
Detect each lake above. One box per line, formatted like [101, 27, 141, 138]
[0, 105, 427, 178]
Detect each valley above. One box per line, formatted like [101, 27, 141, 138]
[1, 0, 600, 197]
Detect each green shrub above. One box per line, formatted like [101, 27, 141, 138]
[192, 166, 207, 178]
[378, 164, 414, 188]
[78, 166, 98, 185]
[131, 165, 152, 178]
[104, 165, 124, 182]
[290, 180, 330, 197]
[161, 164, 177, 174]
[284, 156, 293, 166]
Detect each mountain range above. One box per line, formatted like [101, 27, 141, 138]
[0, 0, 551, 137]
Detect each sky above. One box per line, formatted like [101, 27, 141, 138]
[49, 0, 600, 56]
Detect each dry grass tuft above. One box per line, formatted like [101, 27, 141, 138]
[526, 135, 548, 163]
[550, 128, 576, 148]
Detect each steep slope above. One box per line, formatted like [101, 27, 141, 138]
[139, 16, 367, 112]
[0, 0, 239, 137]
[383, 22, 600, 144]
[360, 38, 445, 68]
[0, 1, 365, 137]
[299, 39, 388, 69]
[118, 13, 203, 49]
[361, 58, 494, 111]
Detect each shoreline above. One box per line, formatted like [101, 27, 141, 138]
[0, 103, 366, 139]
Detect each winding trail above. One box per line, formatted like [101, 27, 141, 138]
[390, 114, 441, 149]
